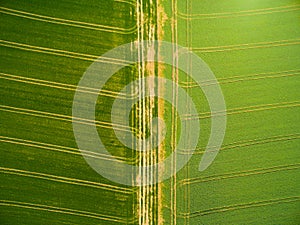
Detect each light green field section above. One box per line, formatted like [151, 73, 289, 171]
[160, 0, 300, 224]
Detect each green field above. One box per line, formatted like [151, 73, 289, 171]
[1, 0, 300, 224]
[160, 0, 300, 224]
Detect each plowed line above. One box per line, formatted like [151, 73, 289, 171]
[0, 104, 136, 133]
[0, 167, 132, 194]
[115, 0, 135, 7]
[183, 101, 300, 120]
[178, 4, 300, 20]
[0, 72, 138, 99]
[179, 133, 300, 154]
[179, 197, 299, 218]
[180, 69, 300, 85]
[0, 200, 130, 223]
[0, 40, 133, 65]
[0, 6, 136, 34]
[0, 136, 136, 163]
[180, 71, 300, 88]
[191, 39, 300, 53]
[180, 163, 300, 185]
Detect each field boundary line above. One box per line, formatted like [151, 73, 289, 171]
[190, 39, 300, 53]
[179, 163, 300, 185]
[0, 104, 137, 133]
[0, 6, 137, 34]
[0, 40, 132, 65]
[170, 0, 179, 224]
[178, 196, 299, 218]
[177, 4, 300, 20]
[0, 200, 130, 223]
[0, 72, 138, 99]
[0, 167, 133, 194]
[0, 136, 137, 163]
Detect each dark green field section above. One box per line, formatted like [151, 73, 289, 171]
[0, 0, 138, 224]
[160, 0, 300, 224]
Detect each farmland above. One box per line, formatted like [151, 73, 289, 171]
[1, 0, 300, 224]
[159, 0, 300, 224]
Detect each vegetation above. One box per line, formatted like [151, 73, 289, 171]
[0, 0, 299, 224]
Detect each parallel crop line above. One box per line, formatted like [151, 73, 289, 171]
[191, 39, 300, 53]
[2, 104, 297, 153]
[0, 40, 133, 66]
[0, 167, 133, 194]
[180, 69, 300, 85]
[180, 133, 300, 154]
[192, 39, 300, 51]
[115, 0, 136, 7]
[183, 101, 300, 120]
[0, 136, 136, 163]
[179, 196, 299, 218]
[0, 105, 136, 133]
[0, 6, 137, 34]
[177, 4, 300, 19]
[204, 102, 300, 119]
[0, 72, 138, 99]
[0, 200, 129, 223]
[180, 70, 300, 88]
[180, 163, 300, 185]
